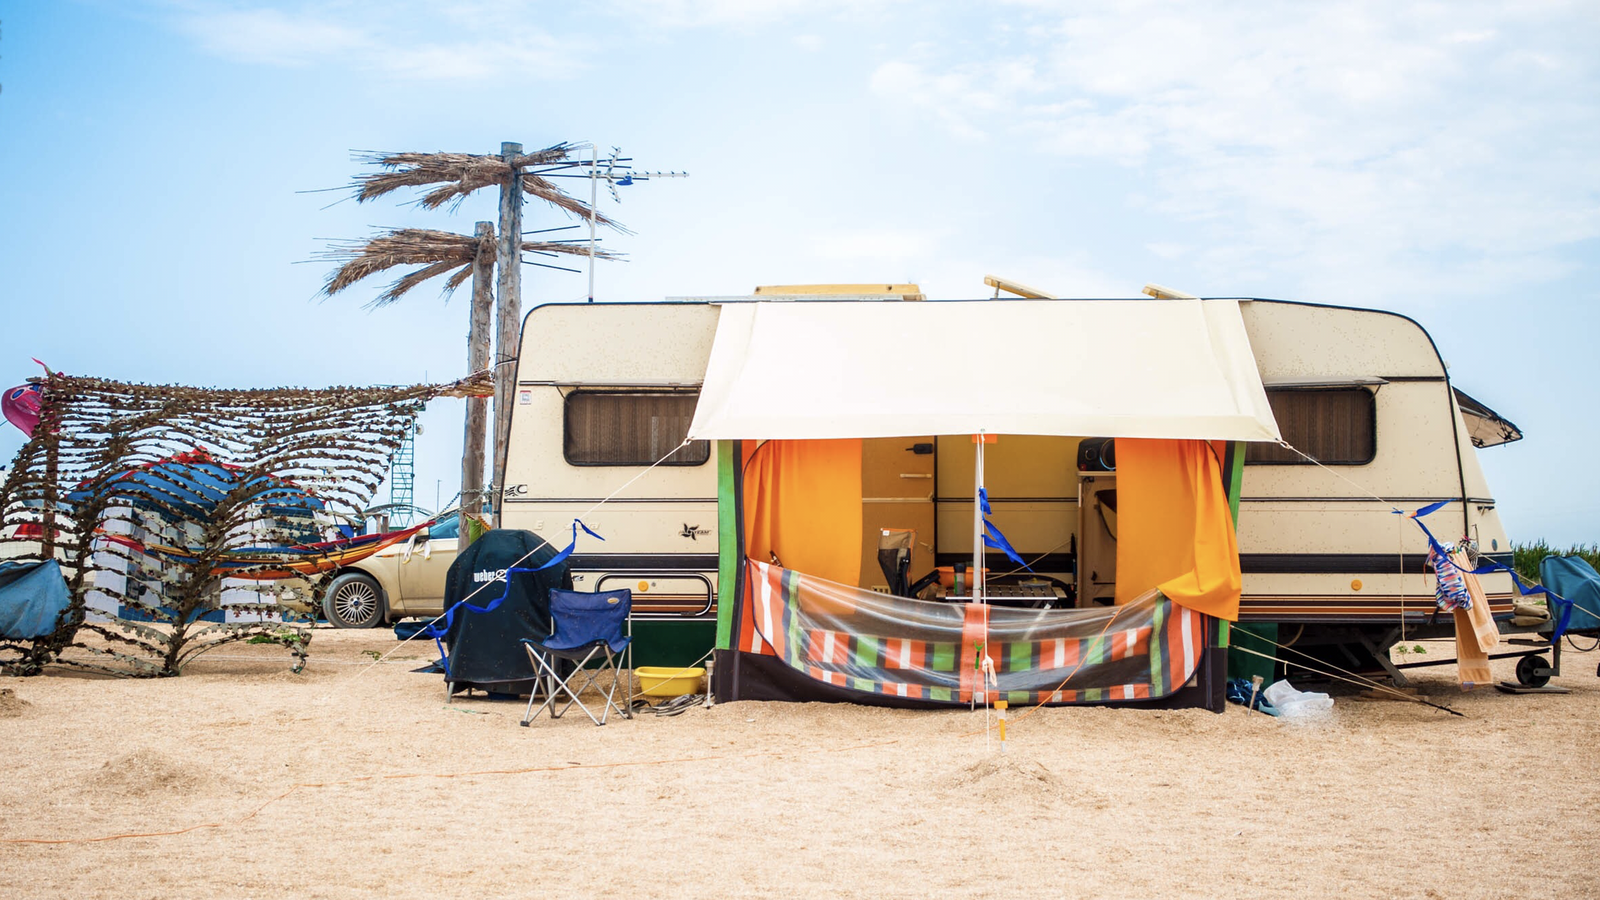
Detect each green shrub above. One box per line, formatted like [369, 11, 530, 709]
[1512, 540, 1600, 583]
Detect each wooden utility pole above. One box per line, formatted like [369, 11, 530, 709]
[460, 220, 494, 551]
[491, 141, 523, 527]
[338, 143, 632, 529]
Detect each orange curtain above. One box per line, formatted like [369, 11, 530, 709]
[1114, 439, 1242, 621]
[742, 439, 863, 587]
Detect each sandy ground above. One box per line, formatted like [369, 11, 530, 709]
[1, 628, 1597, 900]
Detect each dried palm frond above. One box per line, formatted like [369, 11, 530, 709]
[352, 152, 503, 204]
[320, 228, 622, 308]
[519, 239, 622, 260]
[350, 144, 623, 230]
[518, 172, 628, 232]
[512, 143, 577, 168]
[380, 259, 472, 307]
[319, 228, 479, 307]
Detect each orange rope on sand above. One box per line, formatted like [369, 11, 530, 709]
[0, 737, 903, 846]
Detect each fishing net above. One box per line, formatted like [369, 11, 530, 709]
[0, 371, 486, 676]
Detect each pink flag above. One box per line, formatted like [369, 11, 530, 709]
[3, 383, 43, 436]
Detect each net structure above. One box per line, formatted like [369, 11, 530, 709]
[0, 372, 485, 676]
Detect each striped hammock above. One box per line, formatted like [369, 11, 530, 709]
[742, 560, 1205, 705]
[97, 522, 431, 580]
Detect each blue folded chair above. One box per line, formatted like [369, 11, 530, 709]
[520, 588, 633, 726]
[0, 560, 72, 641]
[1540, 555, 1600, 634]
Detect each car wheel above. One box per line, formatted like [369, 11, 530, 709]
[323, 573, 386, 628]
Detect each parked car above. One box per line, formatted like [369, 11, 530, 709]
[320, 512, 461, 627]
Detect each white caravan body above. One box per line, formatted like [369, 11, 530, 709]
[501, 297, 1517, 662]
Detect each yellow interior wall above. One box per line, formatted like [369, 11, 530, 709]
[935, 436, 1081, 559]
[935, 435, 1082, 497]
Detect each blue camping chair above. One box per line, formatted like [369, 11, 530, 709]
[520, 588, 633, 726]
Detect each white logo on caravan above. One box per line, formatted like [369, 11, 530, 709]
[473, 568, 508, 584]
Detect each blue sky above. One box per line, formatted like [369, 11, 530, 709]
[0, 1, 1596, 542]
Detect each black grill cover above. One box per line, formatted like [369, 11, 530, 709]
[441, 528, 571, 696]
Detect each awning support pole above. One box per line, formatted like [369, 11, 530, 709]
[972, 431, 986, 709]
[973, 431, 986, 605]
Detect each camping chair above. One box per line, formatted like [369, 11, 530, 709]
[877, 528, 914, 597]
[519, 588, 633, 726]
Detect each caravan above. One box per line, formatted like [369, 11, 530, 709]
[500, 286, 1524, 703]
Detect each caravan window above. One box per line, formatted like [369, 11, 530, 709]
[564, 391, 710, 467]
[1247, 388, 1376, 465]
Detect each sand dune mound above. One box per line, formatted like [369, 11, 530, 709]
[85, 748, 228, 798]
[952, 753, 1115, 810]
[0, 688, 32, 718]
[954, 753, 1067, 802]
[958, 753, 1060, 787]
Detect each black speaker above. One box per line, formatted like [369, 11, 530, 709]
[1077, 437, 1116, 472]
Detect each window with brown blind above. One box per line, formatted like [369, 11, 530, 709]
[1246, 387, 1377, 465]
[563, 391, 710, 466]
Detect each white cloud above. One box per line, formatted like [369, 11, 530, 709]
[169, 0, 902, 79]
[177, 8, 369, 66]
[173, 3, 583, 80]
[869, 2, 1600, 305]
[604, 0, 906, 29]
[870, 59, 1048, 140]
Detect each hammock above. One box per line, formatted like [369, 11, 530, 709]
[97, 521, 433, 580]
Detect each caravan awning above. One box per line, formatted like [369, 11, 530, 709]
[687, 298, 1281, 442]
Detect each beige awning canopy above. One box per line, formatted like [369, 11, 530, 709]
[687, 298, 1281, 442]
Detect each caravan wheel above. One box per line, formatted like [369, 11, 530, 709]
[323, 573, 387, 628]
[1515, 654, 1552, 688]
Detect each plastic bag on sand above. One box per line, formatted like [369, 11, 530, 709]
[1261, 680, 1333, 720]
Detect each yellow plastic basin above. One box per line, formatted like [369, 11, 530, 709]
[636, 665, 705, 698]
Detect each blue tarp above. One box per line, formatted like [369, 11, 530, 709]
[63, 453, 323, 521]
[1540, 556, 1600, 633]
[0, 559, 71, 639]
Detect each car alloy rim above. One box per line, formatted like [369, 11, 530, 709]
[334, 582, 379, 625]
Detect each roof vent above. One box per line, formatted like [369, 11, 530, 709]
[1142, 283, 1199, 300]
[983, 275, 1055, 299]
[753, 284, 925, 301]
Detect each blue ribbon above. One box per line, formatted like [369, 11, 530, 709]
[424, 520, 604, 668]
[977, 488, 1033, 573]
[1398, 503, 1573, 641]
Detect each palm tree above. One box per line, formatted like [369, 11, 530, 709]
[321, 225, 616, 546]
[349, 144, 627, 521]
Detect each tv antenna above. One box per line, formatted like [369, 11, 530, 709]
[535, 143, 688, 302]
